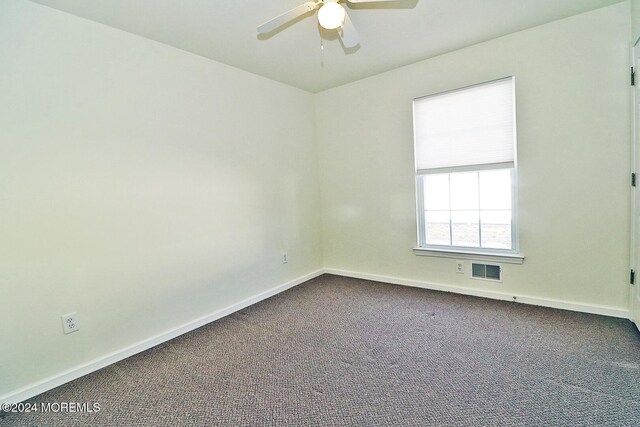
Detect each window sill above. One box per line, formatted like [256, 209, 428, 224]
[413, 247, 525, 264]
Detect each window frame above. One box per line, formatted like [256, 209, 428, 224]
[412, 77, 523, 264]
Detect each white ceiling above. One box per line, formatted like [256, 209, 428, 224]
[29, 0, 623, 92]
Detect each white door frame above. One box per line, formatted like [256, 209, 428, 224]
[631, 43, 640, 329]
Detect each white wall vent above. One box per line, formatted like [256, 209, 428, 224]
[471, 263, 502, 282]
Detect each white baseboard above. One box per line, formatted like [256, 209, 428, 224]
[2, 267, 630, 404]
[324, 268, 630, 319]
[0, 269, 324, 405]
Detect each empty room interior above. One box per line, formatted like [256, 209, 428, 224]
[2, 0, 640, 425]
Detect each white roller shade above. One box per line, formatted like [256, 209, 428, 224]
[414, 77, 515, 172]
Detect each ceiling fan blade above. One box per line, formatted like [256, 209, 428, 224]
[339, 11, 360, 48]
[257, 2, 319, 34]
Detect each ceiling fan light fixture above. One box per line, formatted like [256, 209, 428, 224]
[317, 2, 346, 30]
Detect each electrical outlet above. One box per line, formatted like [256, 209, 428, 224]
[282, 252, 288, 264]
[455, 260, 465, 274]
[61, 312, 80, 335]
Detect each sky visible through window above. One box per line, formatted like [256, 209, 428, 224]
[423, 169, 512, 249]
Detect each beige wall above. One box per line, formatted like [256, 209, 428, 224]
[316, 3, 631, 311]
[632, 0, 640, 42]
[0, 0, 322, 397]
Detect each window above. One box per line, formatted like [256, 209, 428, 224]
[413, 77, 521, 261]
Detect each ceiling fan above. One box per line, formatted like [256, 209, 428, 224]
[257, 0, 397, 48]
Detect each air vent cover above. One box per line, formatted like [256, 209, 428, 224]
[471, 263, 502, 281]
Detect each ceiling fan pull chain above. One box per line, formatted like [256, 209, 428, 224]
[319, 26, 325, 66]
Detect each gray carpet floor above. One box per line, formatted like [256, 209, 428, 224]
[3, 274, 640, 426]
